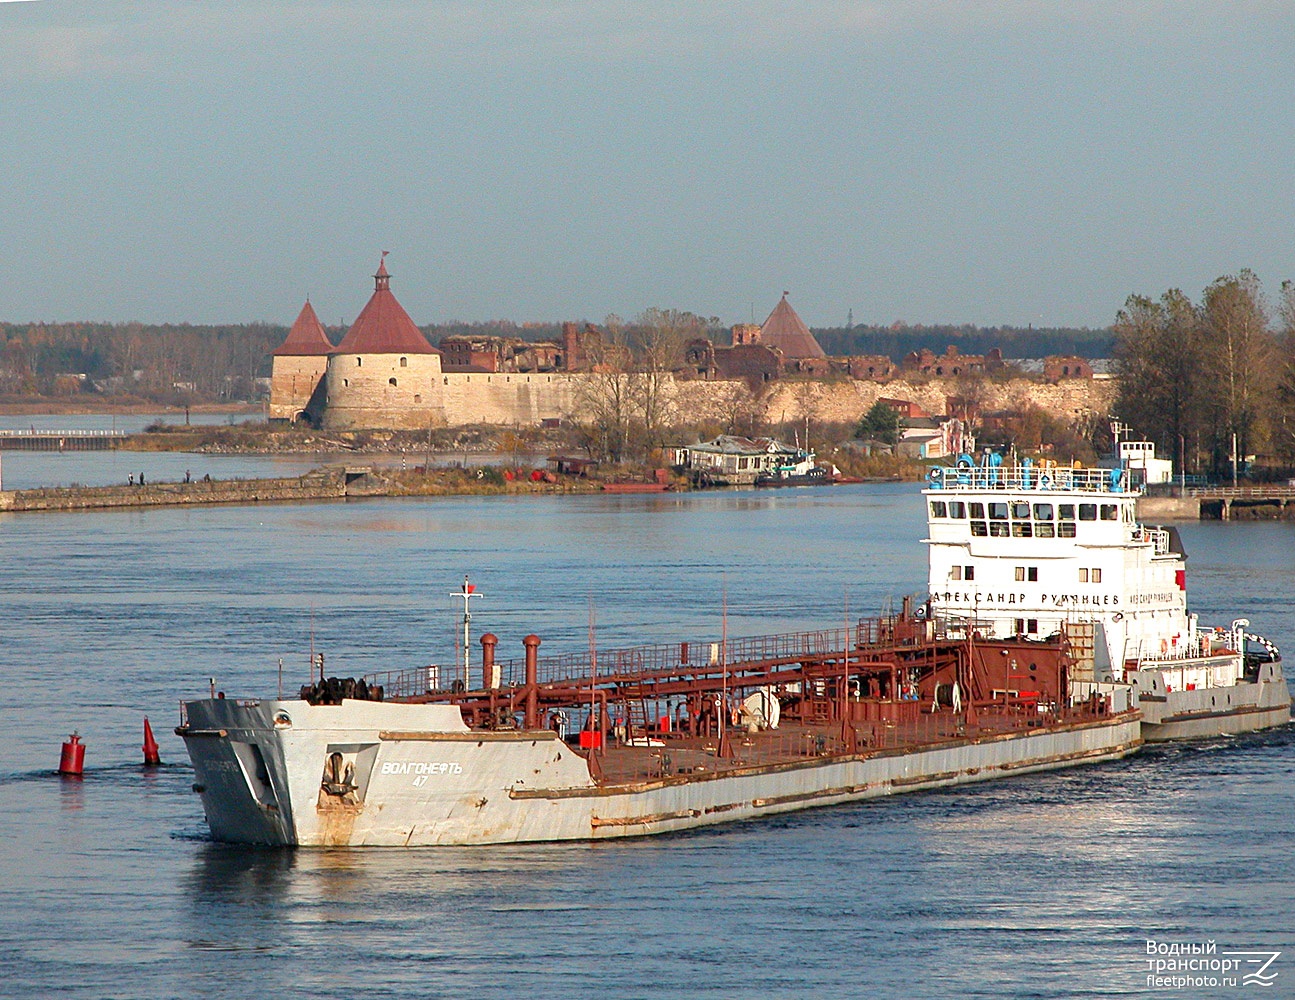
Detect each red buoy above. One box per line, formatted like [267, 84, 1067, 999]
[142, 717, 161, 767]
[59, 733, 85, 776]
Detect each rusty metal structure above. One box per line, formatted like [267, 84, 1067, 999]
[362, 598, 1108, 786]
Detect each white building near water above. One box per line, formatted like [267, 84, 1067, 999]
[1118, 441, 1174, 486]
[674, 435, 806, 485]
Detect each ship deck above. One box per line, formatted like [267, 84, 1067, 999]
[586, 710, 1085, 786]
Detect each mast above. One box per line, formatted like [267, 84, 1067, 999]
[452, 576, 482, 690]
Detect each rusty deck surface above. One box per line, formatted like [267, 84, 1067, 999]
[586, 711, 1076, 786]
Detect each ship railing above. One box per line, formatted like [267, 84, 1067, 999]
[927, 464, 1131, 494]
[367, 618, 936, 696]
[1130, 635, 1210, 664]
[498, 625, 863, 688]
[1131, 526, 1171, 555]
[365, 666, 447, 701]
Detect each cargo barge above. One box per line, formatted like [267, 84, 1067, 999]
[179, 601, 1141, 846]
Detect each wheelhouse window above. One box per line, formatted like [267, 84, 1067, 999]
[949, 501, 967, 518]
[930, 501, 948, 518]
[1100, 504, 1118, 521]
[1079, 504, 1098, 521]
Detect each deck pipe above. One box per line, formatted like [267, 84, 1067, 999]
[480, 633, 498, 691]
[523, 634, 541, 729]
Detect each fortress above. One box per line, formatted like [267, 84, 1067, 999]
[269, 257, 1112, 433]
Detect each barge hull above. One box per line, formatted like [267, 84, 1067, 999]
[181, 699, 1141, 847]
[1135, 664, 1290, 741]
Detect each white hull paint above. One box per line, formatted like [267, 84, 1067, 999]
[181, 698, 1141, 847]
[1132, 662, 1290, 741]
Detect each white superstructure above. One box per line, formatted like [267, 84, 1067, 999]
[923, 455, 1289, 739]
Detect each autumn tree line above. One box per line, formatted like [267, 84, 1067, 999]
[1114, 270, 1295, 477]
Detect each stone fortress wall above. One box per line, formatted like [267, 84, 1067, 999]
[277, 259, 1114, 432]
[320, 368, 1113, 431]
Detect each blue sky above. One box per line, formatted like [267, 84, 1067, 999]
[2, 1, 1293, 328]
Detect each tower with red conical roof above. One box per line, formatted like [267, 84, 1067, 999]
[322, 254, 444, 430]
[269, 300, 335, 423]
[759, 292, 825, 359]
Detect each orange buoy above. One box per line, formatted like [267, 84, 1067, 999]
[59, 733, 85, 776]
[142, 717, 161, 766]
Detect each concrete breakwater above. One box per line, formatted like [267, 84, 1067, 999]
[0, 468, 359, 512]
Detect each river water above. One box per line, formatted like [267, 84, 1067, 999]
[0, 481, 1292, 999]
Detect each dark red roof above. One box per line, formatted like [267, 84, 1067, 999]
[334, 256, 440, 356]
[272, 300, 334, 356]
[760, 293, 825, 358]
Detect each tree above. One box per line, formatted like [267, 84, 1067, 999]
[856, 401, 901, 445]
[1273, 281, 1295, 464]
[1201, 270, 1276, 474]
[628, 307, 696, 453]
[1114, 290, 1210, 473]
[574, 315, 635, 462]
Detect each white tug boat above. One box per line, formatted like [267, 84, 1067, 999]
[924, 454, 1290, 739]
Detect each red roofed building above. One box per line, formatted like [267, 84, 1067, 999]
[759, 293, 826, 359]
[269, 300, 335, 423]
[332, 256, 439, 356]
[323, 255, 445, 431]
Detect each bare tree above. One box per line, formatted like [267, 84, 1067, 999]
[574, 315, 636, 462]
[1201, 270, 1276, 472]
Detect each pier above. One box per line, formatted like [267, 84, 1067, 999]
[1189, 485, 1295, 520]
[0, 429, 127, 451]
[0, 468, 361, 512]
